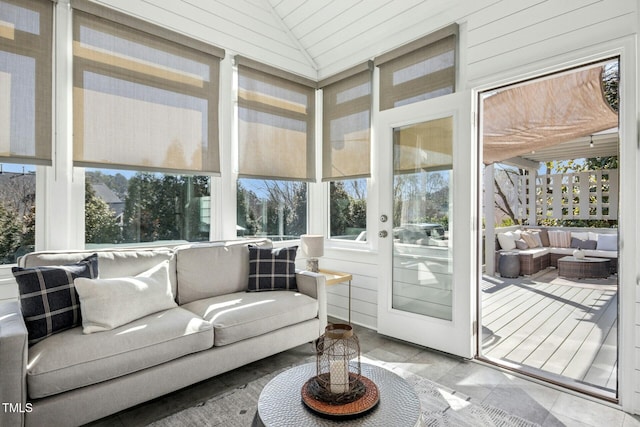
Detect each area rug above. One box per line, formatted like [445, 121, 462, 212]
[148, 362, 541, 427]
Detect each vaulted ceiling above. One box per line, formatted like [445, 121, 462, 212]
[98, 0, 478, 80]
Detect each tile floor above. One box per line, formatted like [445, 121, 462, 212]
[87, 321, 640, 427]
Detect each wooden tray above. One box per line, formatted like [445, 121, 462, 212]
[301, 376, 379, 418]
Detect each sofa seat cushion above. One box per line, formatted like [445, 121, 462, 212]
[548, 247, 616, 258]
[181, 291, 318, 347]
[26, 307, 213, 399]
[549, 247, 576, 256]
[498, 247, 549, 258]
[583, 249, 617, 259]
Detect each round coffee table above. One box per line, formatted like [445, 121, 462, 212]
[557, 256, 611, 279]
[254, 363, 421, 426]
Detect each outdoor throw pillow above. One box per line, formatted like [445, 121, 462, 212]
[548, 230, 571, 248]
[514, 239, 528, 250]
[497, 232, 517, 250]
[596, 234, 617, 251]
[12, 254, 98, 345]
[526, 228, 550, 247]
[520, 231, 540, 248]
[74, 260, 177, 334]
[247, 246, 297, 292]
[570, 237, 597, 250]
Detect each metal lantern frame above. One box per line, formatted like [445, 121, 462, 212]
[315, 323, 362, 402]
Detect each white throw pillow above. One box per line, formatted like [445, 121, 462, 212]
[75, 261, 177, 334]
[497, 232, 517, 250]
[596, 234, 617, 251]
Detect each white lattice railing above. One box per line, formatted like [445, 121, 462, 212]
[516, 169, 618, 221]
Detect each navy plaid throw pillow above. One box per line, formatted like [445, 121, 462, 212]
[247, 246, 297, 292]
[12, 254, 98, 345]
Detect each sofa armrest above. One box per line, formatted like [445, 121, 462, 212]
[0, 300, 28, 427]
[296, 271, 327, 335]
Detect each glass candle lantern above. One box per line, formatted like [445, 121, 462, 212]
[315, 324, 362, 403]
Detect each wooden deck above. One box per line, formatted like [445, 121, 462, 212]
[481, 269, 617, 396]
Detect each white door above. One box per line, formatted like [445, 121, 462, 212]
[377, 91, 475, 358]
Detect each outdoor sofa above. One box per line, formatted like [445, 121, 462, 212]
[495, 227, 618, 276]
[0, 238, 326, 427]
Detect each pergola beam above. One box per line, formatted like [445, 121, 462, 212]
[501, 156, 539, 170]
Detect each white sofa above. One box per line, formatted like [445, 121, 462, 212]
[0, 239, 327, 427]
[495, 227, 618, 276]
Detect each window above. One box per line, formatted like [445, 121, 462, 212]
[72, 2, 221, 247]
[376, 24, 457, 110]
[0, 0, 52, 263]
[329, 179, 367, 241]
[85, 169, 210, 246]
[237, 178, 306, 241]
[236, 58, 315, 240]
[320, 63, 372, 243]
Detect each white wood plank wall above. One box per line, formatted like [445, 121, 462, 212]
[317, 249, 378, 329]
[465, 0, 637, 84]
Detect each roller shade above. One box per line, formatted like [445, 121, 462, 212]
[72, 2, 223, 174]
[483, 65, 619, 164]
[320, 62, 372, 181]
[237, 58, 316, 181]
[394, 117, 453, 175]
[377, 24, 457, 111]
[0, 0, 53, 165]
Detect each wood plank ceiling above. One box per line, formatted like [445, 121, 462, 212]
[100, 0, 482, 80]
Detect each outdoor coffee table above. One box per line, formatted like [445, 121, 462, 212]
[557, 256, 611, 279]
[254, 362, 421, 426]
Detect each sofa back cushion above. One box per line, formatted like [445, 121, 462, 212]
[19, 248, 177, 299]
[175, 239, 272, 305]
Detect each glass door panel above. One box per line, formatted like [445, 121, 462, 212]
[392, 118, 453, 321]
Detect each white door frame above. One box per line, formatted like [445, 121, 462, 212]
[470, 36, 637, 411]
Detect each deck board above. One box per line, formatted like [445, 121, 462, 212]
[481, 269, 617, 394]
[484, 285, 583, 361]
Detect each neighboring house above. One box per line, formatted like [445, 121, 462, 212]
[90, 183, 125, 225]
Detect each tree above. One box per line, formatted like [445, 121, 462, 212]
[493, 166, 524, 225]
[122, 173, 210, 243]
[603, 61, 619, 113]
[330, 182, 350, 237]
[0, 202, 22, 263]
[262, 181, 306, 238]
[85, 181, 121, 244]
[237, 182, 260, 236]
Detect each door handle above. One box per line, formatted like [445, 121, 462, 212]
[379, 230, 388, 238]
